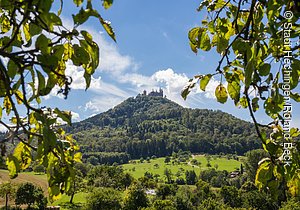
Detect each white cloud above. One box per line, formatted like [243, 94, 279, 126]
[65, 62, 102, 91]
[0, 124, 7, 133]
[76, 24, 138, 74]
[152, 68, 189, 93]
[85, 96, 125, 113]
[119, 73, 157, 88]
[114, 68, 220, 107]
[71, 111, 81, 122]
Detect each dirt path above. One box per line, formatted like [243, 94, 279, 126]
[187, 154, 199, 168]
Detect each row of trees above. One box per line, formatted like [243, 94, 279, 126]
[83, 152, 130, 165]
[85, 179, 300, 210]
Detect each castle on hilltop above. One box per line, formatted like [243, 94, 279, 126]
[142, 88, 163, 97]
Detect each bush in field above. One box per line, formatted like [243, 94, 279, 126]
[86, 187, 122, 210]
[156, 184, 178, 200]
[123, 184, 149, 210]
[15, 183, 47, 210]
[152, 200, 176, 210]
[185, 170, 197, 185]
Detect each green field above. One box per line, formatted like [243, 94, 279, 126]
[52, 192, 88, 210]
[122, 155, 243, 180]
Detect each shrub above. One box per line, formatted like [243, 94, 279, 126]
[86, 187, 121, 210]
[15, 183, 47, 210]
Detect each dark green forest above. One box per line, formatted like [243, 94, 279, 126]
[65, 95, 262, 165]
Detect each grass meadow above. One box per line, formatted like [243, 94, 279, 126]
[122, 155, 243, 179]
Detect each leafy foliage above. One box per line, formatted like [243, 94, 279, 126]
[0, 0, 115, 199]
[123, 183, 149, 210]
[15, 182, 47, 209]
[182, 0, 300, 200]
[0, 182, 16, 210]
[87, 165, 133, 190]
[86, 187, 122, 210]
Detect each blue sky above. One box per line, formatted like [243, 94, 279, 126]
[2, 0, 299, 131]
[50, 0, 300, 128]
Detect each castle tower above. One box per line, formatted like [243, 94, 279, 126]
[159, 88, 163, 96]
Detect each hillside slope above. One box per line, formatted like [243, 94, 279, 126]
[66, 95, 261, 162]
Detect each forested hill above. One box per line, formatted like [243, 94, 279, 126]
[66, 95, 262, 163]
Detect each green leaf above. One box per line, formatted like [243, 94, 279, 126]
[264, 96, 284, 117]
[188, 27, 202, 53]
[54, 108, 72, 125]
[84, 72, 91, 90]
[13, 142, 31, 170]
[213, 35, 228, 54]
[23, 23, 31, 42]
[74, 152, 82, 162]
[263, 139, 279, 155]
[290, 68, 299, 90]
[290, 128, 300, 138]
[0, 15, 11, 33]
[238, 96, 248, 108]
[52, 44, 65, 59]
[102, 0, 113, 9]
[73, 8, 99, 25]
[43, 126, 57, 152]
[189, 42, 198, 54]
[63, 43, 74, 61]
[227, 80, 240, 102]
[6, 155, 20, 179]
[71, 44, 90, 66]
[245, 59, 254, 87]
[258, 63, 271, 76]
[81, 30, 93, 43]
[48, 13, 62, 26]
[7, 60, 18, 78]
[251, 97, 259, 112]
[255, 158, 273, 190]
[188, 27, 200, 45]
[215, 84, 228, 103]
[29, 23, 42, 37]
[40, 12, 62, 31]
[3, 96, 12, 115]
[37, 71, 46, 96]
[38, 0, 52, 12]
[200, 33, 211, 51]
[80, 37, 99, 70]
[200, 74, 212, 91]
[99, 17, 116, 42]
[73, 0, 83, 6]
[181, 79, 197, 100]
[49, 185, 61, 199]
[288, 170, 300, 197]
[36, 34, 50, 54]
[58, 0, 63, 16]
[290, 92, 300, 102]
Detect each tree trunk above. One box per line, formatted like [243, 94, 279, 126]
[70, 192, 75, 204]
[5, 193, 8, 210]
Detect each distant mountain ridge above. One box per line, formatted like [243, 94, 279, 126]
[66, 94, 261, 164]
